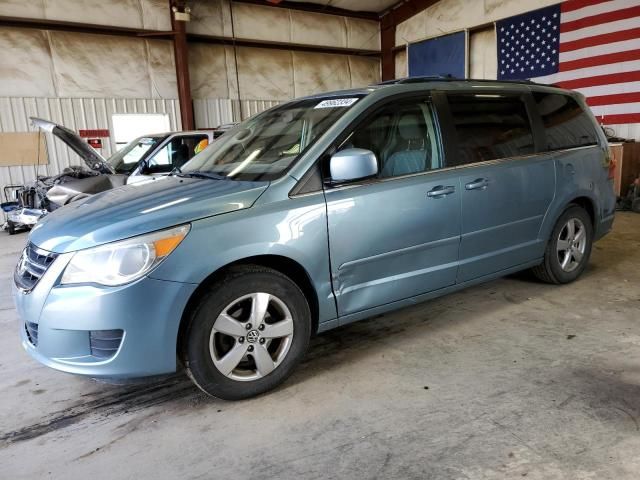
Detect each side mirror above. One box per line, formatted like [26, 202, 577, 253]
[329, 148, 378, 183]
[140, 162, 151, 175]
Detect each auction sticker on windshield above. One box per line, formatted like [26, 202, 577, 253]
[314, 98, 359, 109]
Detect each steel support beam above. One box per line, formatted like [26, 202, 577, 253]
[379, 0, 441, 81]
[187, 33, 380, 57]
[170, 1, 194, 130]
[381, 15, 396, 81]
[0, 15, 172, 38]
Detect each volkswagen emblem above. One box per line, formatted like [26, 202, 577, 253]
[246, 330, 260, 343]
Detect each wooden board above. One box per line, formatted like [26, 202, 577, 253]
[610, 143, 624, 196]
[616, 142, 640, 197]
[0, 132, 48, 167]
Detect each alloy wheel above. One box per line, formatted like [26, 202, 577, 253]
[556, 218, 587, 273]
[209, 292, 294, 381]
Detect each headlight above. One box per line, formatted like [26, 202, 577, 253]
[61, 224, 190, 286]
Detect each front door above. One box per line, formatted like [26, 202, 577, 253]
[325, 97, 462, 317]
[444, 93, 555, 282]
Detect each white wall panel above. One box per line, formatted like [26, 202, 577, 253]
[469, 28, 497, 80]
[395, 50, 408, 79]
[0, 27, 178, 99]
[0, 0, 172, 31]
[237, 48, 295, 101]
[0, 97, 180, 198]
[232, 3, 292, 43]
[347, 18, 381, 51]
[0, 28, 57, 97]
[188, 1, 379, 51]
[189, 45, 381, 102]
[187, 0, 232, 37]
[290, 10, 348, 49]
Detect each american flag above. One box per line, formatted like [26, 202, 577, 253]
[497, 0, 640, 124]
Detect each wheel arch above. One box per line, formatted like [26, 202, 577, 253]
[177, 254, 320, 357]
[541, 192, 598, 244]
[569, 196, 596, 227]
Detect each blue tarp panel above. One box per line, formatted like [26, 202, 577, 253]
[407, 31, 466, 79]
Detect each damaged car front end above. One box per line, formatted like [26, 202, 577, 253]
[3, 117, 215, 233]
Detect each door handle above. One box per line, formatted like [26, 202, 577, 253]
[427, 185, 456, 198]
[465, 178, 490, 190]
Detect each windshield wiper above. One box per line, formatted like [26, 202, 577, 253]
[173, 171, 227, 181]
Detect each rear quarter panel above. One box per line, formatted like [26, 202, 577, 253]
[539, 145, 615, 243]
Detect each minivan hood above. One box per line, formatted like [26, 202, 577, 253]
[30, 176, 268, 253]
[30, 117, 115, 174]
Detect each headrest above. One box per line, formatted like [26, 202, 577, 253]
[176, 144, 189, 155]
[398, 113, 423, 140]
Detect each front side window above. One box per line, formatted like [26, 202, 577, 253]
[337, 99, 441, 179]
[533, 93, 599, 151]
[181, 97, 363, 181]
[147, 135, 209, 173]
[107, 136, 165, 174]
[447, 94, 534, 166]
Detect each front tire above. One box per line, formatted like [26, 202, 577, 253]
[180, 265, 311, 400]
[532, 205, 593, 284]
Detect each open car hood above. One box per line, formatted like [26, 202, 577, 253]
[30, 117, 115, 174]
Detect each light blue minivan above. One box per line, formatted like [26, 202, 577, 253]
[13, 79, 616, 399]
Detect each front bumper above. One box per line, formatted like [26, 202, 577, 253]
[13, 252, 197, 378]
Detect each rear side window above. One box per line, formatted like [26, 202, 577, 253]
[447, 94, 534, 166]
[533, 93, 599, 150]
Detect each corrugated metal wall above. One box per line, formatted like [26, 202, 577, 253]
[0, 97, 180, 199]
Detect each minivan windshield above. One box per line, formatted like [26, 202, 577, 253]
[179, 96, 363, 181]
[108, 135, 166, 174]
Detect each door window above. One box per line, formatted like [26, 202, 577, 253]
[337, 99, 441, 179]
[533, 93, 598, 151]
[147, 135, 208, 173]
[447, 94, 534, 166]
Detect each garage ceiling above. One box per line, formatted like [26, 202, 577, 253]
[275, 0, 401, 13]
[272, 0, 398, 13]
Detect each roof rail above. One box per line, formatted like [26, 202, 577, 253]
[374, 76, 542, 86]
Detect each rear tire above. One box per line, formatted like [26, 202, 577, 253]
[7, 220, 16, 235]
[180, 265, 311, 400]
[532, 205, 593, 284]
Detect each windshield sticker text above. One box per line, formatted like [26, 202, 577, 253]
[314, 98, 359, 109]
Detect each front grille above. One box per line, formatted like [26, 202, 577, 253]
[14, 243, 57, 292]
[24, 321, 39, 346]
[90, 330, 124, 359]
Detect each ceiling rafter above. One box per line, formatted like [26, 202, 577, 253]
[231, 0, 379, 20]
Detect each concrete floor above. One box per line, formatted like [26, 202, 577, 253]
[0, 213, 639, 480]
